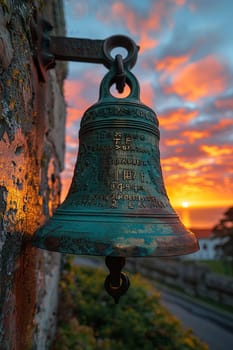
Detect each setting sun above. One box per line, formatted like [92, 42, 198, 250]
[181, 201, 189, 208]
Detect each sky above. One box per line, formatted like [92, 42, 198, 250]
[61, 0, 233, 226]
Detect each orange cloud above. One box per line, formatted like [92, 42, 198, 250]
[181, 159, 214, 170]
[60, 174, 72, 203]
[140, 82, 154, 108]
[64, 80, 85, 104]
[215, 97, 233, 110]
[159, 108, 198, 130]
[138, 33, 158, 53]
[156, 54, 190, 74]
[65, 132, 78, 148]
[201, 145, 232, 157]
[163, 156, 214, 171]
[111, 2, 138, 35]
[163, 163, 233, 208]
[111, 2, 161, 33]
[176, 0, 186, 5]
[164, 138, 185, 146]
[164, 56, 228, 101]
[212, 118, 233, 130]
[64, 69, 102, 107]
[66, 107, 83, 128]
[110, 2, 171, 52]
[181, 130, 210, 143]
[161, 139, 233, 208]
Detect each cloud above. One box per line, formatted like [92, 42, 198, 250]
[181, 130, 210, 143]
[162, 154, 233, 207]
[164, 138, 185, 146]
[138, 33, 158, 53]
[215, 96, 233, 110]
[65, 107, 82, 128]
[140, 81, 155, 107]
[64, 80, 86, 108]
[101, 1, 183, 53]
[111, 2, 161, 34]
[60, 174, 72, 202]
[159, 107, 198, 130]
[155, 54, 190, 75]
[164, 55, 228, 101]
[201, 145, 232, 157]
[209, 118, 233, 143]
[213, 118, 233, 130]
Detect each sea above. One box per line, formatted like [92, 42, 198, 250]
[175, 206, 229, 229]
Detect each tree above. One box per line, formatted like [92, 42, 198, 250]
[212, 207, 233, 265]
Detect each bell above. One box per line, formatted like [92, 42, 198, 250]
[33, 68, 199, 258]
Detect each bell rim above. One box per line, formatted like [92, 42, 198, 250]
[33, 230, 199, 258]
[32, 212, 199, 257]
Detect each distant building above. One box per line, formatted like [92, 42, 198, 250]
[183, 228, 220, 260]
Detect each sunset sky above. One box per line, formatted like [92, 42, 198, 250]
[61, 0, 233, 227]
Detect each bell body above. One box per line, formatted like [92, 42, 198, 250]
[33, 70, 199, 257]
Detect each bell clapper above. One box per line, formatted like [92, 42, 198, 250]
[104, 256, 130, 303]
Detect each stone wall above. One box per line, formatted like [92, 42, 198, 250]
[127, 258, 233, 308]
[0, 1, 66, 349]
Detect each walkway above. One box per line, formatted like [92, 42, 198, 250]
[155, 283, 233, 350]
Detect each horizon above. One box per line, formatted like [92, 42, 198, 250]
[175, 205, 228, 229]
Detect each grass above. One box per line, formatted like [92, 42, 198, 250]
[198, 260, 233, 277]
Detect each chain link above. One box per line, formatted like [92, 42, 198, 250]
[115, 54, 126, 93]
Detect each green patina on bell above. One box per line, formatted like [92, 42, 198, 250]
[33, 69, 199, 257]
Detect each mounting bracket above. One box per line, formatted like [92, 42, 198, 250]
[30, 18, 139, 82]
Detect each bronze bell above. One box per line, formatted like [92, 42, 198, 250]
[33, 66, 199, 302]
[33, 68, 199, 257]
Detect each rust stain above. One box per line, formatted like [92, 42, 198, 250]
[9, 99, 15, 110]
[13, 243, 38, 350]
[12, 68, 20, 80]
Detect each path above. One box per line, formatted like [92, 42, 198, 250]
[155, 284, 233, 350]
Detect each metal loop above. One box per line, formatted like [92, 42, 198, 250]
[98, 68, 140, 102]
[104, 272, 130, 304]
[115, 54, 126, 93]
[103, 35, 139, 69]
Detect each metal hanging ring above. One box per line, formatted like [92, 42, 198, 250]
[103, 35, 139, 69]
[104, 272, 130, 304]
[98, 68, 140, 102]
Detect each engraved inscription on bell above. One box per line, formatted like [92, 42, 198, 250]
[68, 122, 169, 211]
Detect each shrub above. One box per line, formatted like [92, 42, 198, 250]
[52, 258, 208, 350]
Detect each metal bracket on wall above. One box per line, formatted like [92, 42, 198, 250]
[31, 18, 139, 83]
